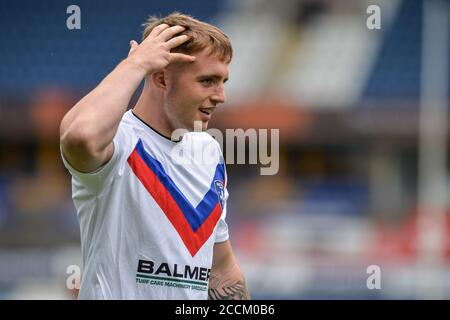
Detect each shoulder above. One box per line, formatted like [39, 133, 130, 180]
[115, 111, 142, 143]
[118, 110, 137, 130]
[186, 132, 224, 161]
[188, 132, 222, 151]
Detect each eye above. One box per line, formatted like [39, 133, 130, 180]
[200, 79, 213, 86]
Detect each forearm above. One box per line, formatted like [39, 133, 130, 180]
[208, 264, 250, 300]
[60, 57, 146, 152]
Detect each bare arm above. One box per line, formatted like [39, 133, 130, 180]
[208, 240, 250, 300]
[59, 24, 195, 173]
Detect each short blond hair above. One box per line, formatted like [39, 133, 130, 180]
[142, 12, 232, 63]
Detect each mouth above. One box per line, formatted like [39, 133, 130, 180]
[198, 107, 215, 116]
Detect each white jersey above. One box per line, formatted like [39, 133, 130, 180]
[61, 110, 229, 300]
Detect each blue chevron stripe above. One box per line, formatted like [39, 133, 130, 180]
[134, 139, 225, 232]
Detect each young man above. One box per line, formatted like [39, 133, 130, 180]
[60, 12, 249, 300]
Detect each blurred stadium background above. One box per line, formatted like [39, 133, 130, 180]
[1, 0, 450, 299]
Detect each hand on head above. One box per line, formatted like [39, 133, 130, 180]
[127, 24, 196, 75]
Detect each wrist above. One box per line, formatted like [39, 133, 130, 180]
[122, 56, 150, 77]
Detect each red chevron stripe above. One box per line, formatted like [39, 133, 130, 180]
[127, 149, 222, 257]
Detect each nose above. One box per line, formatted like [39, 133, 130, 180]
[210, 85, 226, 105]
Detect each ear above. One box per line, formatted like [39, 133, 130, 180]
[151, 70, 167, 89]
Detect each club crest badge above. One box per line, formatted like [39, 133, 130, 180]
[214, 180, 225, 209]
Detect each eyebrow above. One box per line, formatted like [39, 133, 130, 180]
[197, 74, 229, 83]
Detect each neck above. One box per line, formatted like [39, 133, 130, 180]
[133, 83, 173, 139]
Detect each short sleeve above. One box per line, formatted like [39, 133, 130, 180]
[60, 122, 133, 194]
[215, 165, 230, 243]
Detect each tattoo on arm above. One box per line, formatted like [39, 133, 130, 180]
[208, 277, 250, 300]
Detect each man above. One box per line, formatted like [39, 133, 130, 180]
[59, 12, 249, 300]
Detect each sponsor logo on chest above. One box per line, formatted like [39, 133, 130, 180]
[135, 259, 210, 292]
